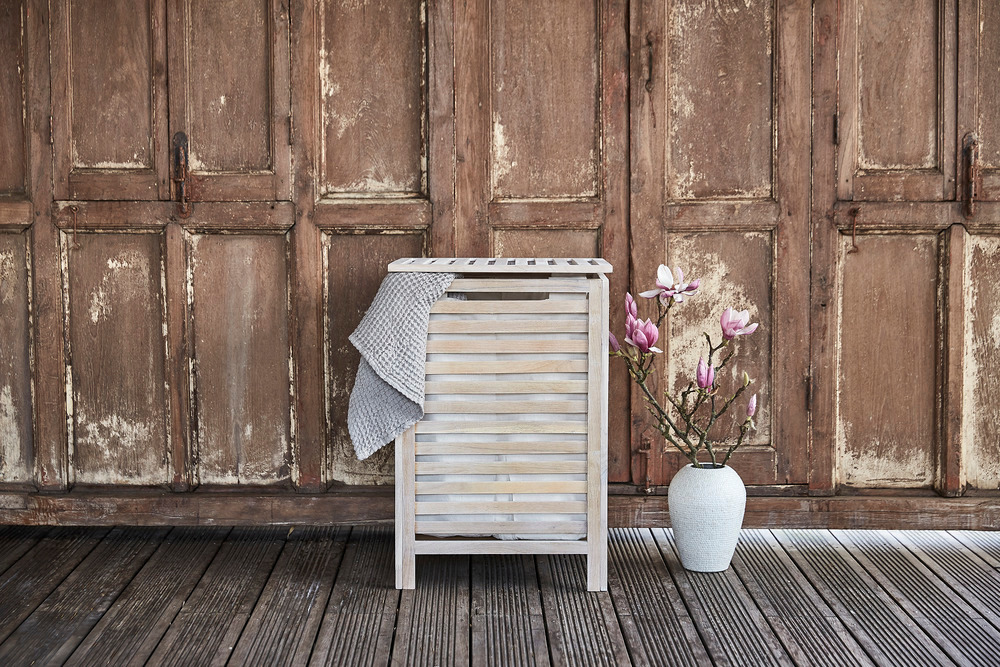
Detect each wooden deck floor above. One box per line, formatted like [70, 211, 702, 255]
[1, 526, 1000, 665]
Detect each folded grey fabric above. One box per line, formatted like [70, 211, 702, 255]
[348, 271, 457, 460]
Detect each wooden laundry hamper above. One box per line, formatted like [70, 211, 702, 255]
[391, 257, 610, 592]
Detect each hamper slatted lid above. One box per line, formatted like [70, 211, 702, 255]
[388, 257, 612, 274]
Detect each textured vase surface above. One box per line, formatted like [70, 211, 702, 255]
[668, 464, 746, 572]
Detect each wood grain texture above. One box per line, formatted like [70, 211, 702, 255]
[325, 232, 424, 485]
[0, 233, 33, 484]
[491, 0, 598, 198]
[968, 0, 1000, 199]
[964, 235, 1000, 489]
[470, 555, 549, 667]
[837, 234, 939, 488]
[66, 232, 169, 485]
[189, 234, 291, 486]
[666, 0, 773, 200]
[319, 0, 424, 196]
[0, 0, 26, 196]
[493, 228, 599, 260]
[392, 555, 470, 666]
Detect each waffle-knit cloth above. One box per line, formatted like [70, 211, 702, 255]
[348, 271, 457, 460]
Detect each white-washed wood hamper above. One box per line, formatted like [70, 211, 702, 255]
[392, 257, 611, 592]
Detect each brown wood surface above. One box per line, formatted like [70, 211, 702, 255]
[964, 0, 1000, 200]
[66, 232, 169, 485]
[189, 233, 291, 486]
[0, 0, 26, 196]
[0, 233, 33, 484]
[964, 234, 1000, 489]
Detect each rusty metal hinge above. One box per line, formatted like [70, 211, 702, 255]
[964, 133, 979, 219]
[287, 114, 293, 145]
[172, 132, 192, 219]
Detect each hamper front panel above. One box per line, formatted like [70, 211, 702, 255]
[413, 276, 597, 539]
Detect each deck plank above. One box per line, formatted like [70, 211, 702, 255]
[229, 526, 348, 666]
[309, 526, 399, 667]
[393, 555, 470, 666]
[145, 526, 287, 667]
[775, 529, 956, 667]
[606, 528, 707, 666]
[65, 526, 230, 667]
[537, 554, 630, 667]
[0, 525, 48, 575]
[0, 527, 108, 644]
[471, 555, 549, 667]
[654, 528, 793, 667]
[834, 529, 1000, 666]
[0, 526, 166, 665]
[731, 529, 874, 667]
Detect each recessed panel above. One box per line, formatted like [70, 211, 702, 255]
[838, 234, 938, 488]
[667, 0, 773, 199]
[186, 0, 271, 173]
[190, 234, 290, 485]
[0, 233, 32, 483]
[69, 0, 155, 170]
[857, 0, 939, 170]
[661, 232, 773, 448]
[67, 232, 168, 485]
[0, 0, 26, 195]
[980, 2, 1000, 172]
[491, 0, 599, 199]
[325, 231, 425, 484]
[320, 0, 424, 196]
[965, 236, 1000, 488]
[492, 228, 599, 259]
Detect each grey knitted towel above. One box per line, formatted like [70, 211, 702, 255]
[348, 271, 457, 460]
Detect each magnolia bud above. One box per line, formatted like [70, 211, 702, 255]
[742, 371, 750, 387]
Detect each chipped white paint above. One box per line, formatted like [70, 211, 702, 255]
[491, 116, 516, 193]
[838, 421, 931, 487]
[0, 385, 27, 481]
[89, 285, 110, 324]
[0, 250, 15, 304]
[964, 236, 1000, 488]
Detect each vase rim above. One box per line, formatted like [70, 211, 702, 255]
[685, 463, 729, 470]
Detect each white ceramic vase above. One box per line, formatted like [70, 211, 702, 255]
[667, 464, 746, 572]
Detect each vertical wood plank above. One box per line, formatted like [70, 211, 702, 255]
[939, 224, 966, 496]
[164, 223, 190, 490]
[0, 233, 33, 483]
[392, 555, 470, 666]
[470, 555, 550, 667]
[586, 277, 608, 591]
[396, 428, 415, 590]
[428, 0, 456, 258]
[454, 0, 489, 258]
[0, 0, 26, 196]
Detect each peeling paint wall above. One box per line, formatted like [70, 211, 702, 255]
[0, 234, 32, 483]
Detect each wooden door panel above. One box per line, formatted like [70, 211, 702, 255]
[0, 233, 33, 484]
[837, 0, 955, 201]
[65, 232, 169, 485]
[51, 0, 169, 200]
[167, 0, 290, 201]
[0, 0, 26, 198]
[318, 0, 425, 199]
[959, 0, 1000, 201]
[491, 0, 598, 199]
[324, 231, 425, 485]
[666, 0, 773, 200]
[632, 0, 810, 487]
[493, 229, 599, 259]
[836, 234, 939, 488]
[189, 233, 291, 486]
[964, 234, 1000, 489]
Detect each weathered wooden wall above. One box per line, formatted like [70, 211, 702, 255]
[0, 0, 998, 526]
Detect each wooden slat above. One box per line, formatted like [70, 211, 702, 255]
[389, 257, 612, 274]
[537, 554, 631, 666]
[430, 300, 588, 314]
[428, 319, 588, 334]
[415, 421, 586, 435]
[309, 526, 399, 667]
[0, 527, 167, 666]
[834, 529, 1000, 665]
[415, 461, 586, 475]
[425, 360, 588, 374]
[471, 555, 550, 666]
[228, 527, 347, 666]
[415, 441, 587, 455]
[654, 528, 794, 666]
[415, 540, 588, 555]
[587, 276, 609, 591]
[416, 521, 586, 535]
[732, 530, 875, 667]
[425, 380, 588, 394]
[145, 527, 287, 667]
[0, 528, 107, 644]
[396, 427, 416, 590]
[448, 278, 590, 292]
[64, 527, 229, 667]
[775, 529, 955, 666]
[0, 526, 46, 575]
[391, 555, 470, 665]
[416, 481, 587, 495]
[415, 501, 587, 515]
[423, 400, 588, 415]
[425, 339, 588, 354]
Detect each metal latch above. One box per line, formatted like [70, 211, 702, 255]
[172, 132, 193, 219]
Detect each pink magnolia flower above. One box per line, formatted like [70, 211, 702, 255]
[696, 357, 714, 389]
[609, 332, 621, 353]
[720, 307, 759, 340]
[747, 393, 758, 418]
[625, 318, 661, 354]
[625, 292, 637, 320]
[639, 265, 700, 304]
